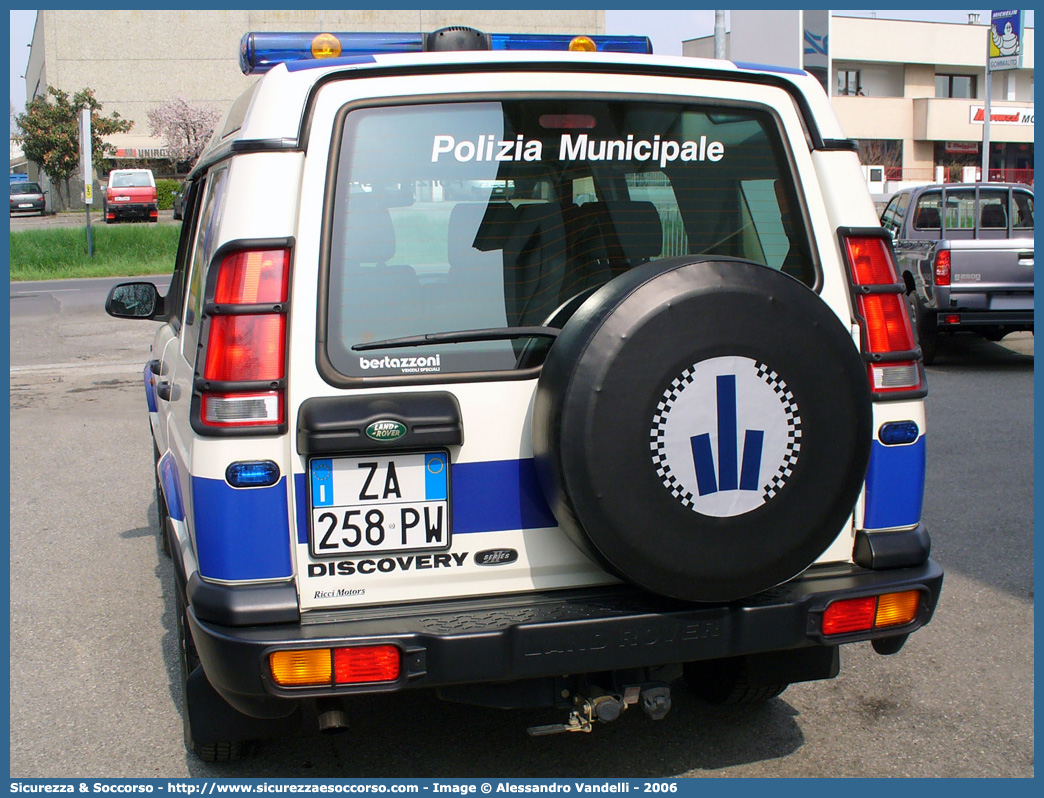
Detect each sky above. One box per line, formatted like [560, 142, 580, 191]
[8, 7, 1036, 126]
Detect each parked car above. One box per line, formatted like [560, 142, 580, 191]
[10, 181, 46, 215]
[103, 168, 158, 223]
[105, 26, 942, 761]
[172, 180, 188, 220]
[882, 183, 1034, 363]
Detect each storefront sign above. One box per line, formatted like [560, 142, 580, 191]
[969, 106, 1034, 125]
[945, 141, 979, 154]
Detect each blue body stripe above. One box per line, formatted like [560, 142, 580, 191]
[717, 375, 739, 491]
[863, 437, 927, 529]
[451, 459, 557, 533]
[143, 364, 157, 413]
[293, 458, 557, 542]
[192, 476, 293, 581]
[158, 453, 184, 522]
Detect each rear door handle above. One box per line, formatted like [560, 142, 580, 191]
[1018, 251, 1033, 266]
[155, 381, 172, 401]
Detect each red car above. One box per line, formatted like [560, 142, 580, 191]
[103, 169, 158, 223]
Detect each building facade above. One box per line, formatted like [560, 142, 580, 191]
[684, 15, 1034, 185]
[23, 10, 604, 178]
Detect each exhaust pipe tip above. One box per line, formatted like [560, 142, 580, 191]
[317, 707, 350, 735]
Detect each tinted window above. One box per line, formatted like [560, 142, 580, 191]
[978, 190, 1008, 229]
[11, 183, 42, 194]
[326, 99, 812, 379]
[1012, 190, 1034, 229]
[181, 168, 229, 357]
[913, 192, 942, 229]
[111, 172, 152, 188]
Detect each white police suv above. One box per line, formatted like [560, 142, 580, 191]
[106, 27, 943, 761]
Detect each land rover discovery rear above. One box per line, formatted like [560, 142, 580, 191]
[106, 28, 942, 761]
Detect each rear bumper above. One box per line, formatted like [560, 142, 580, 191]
[933, 309, 1033, 329]
[188, 558, 944, 718]
[106, 202, 157, 219]
[10, 201, 44, 213]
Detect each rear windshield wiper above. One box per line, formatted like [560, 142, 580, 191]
[351, 326, 559, 352]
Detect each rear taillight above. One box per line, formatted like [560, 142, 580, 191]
[269, 645, 401, 687]
[842, 233, 923, 395]
[198, 248, 290, 431]
[934, 249, 951, 287]
[822, 590, 921, 636]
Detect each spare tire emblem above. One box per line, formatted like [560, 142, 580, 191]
[650, 356, 801, 518]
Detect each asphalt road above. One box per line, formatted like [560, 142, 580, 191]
[7, 277, 1035, 778]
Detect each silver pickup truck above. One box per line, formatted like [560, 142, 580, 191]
[881, 183, 1034, 364]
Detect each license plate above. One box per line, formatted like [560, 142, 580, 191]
[115, 196, 130, 202]
[17, 203, 32, 208]
[308, 452, 450, 557]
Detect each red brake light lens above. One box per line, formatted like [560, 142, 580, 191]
[203, 315, 285, 382]
[844, 237, 897, 285]
[934, 249, 951, 287]
[333, 645, 401, 684]
[858, 293, 916, 353]
[822, 596, 878, 635]
[214, 249, 290, 305]
[844, 234, 923, 393]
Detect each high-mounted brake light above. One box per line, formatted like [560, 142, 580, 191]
[841, 232, 923, 396]
[239, 29, 652, 74]
[197, 247, 290, 432]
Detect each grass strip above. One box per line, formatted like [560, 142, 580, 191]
[10, 223, 180, 281]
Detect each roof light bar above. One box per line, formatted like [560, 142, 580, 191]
[241, 32, 423, 74]
[239, 30, 653, 75]
[488, 33, 652, 54]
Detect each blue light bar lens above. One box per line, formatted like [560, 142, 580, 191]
[239, 31, 654, 74]
[489, 33, 652, 54]
[240, 32, 424, 74]
[879, 421, 920, 446]
[226, 460, 281, 488]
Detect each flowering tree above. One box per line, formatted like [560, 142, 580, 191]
[14, 86, 132, 210]
[148, 98, 221, 171]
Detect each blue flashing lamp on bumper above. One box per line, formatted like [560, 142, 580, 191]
[240, 28, 653, 75]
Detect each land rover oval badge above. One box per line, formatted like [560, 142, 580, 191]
[365, 420, 407, 442]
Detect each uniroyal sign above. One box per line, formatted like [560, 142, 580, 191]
[969, 106, 1034, 126]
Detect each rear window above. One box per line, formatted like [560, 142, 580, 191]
[109, 172, 153, 188]
[11, 183, 41, 195]
[324, 98, 814, 379]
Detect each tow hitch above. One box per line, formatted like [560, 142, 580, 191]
[527, 683, 672, 736]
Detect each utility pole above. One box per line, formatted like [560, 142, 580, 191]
[714, 10, 726, 59]
[79, 106, 94, 257]
[981, 60, 992, 182]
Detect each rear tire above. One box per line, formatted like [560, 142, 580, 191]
[152, 442, 171, 557]
[683, 658, 789, 705]
[906, 290, 938, 365]
[177, 591, 253, 762]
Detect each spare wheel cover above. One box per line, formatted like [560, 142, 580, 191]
[533, 257, 872, 602]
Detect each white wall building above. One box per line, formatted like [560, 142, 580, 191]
[24, 10, 604, 170]
[684, 14, 1034, 184]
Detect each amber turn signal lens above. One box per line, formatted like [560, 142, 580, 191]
[270, 649, 332, 686]
[875, 590, 920, 628]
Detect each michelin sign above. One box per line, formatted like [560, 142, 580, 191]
[988, 10, 1024, 71]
